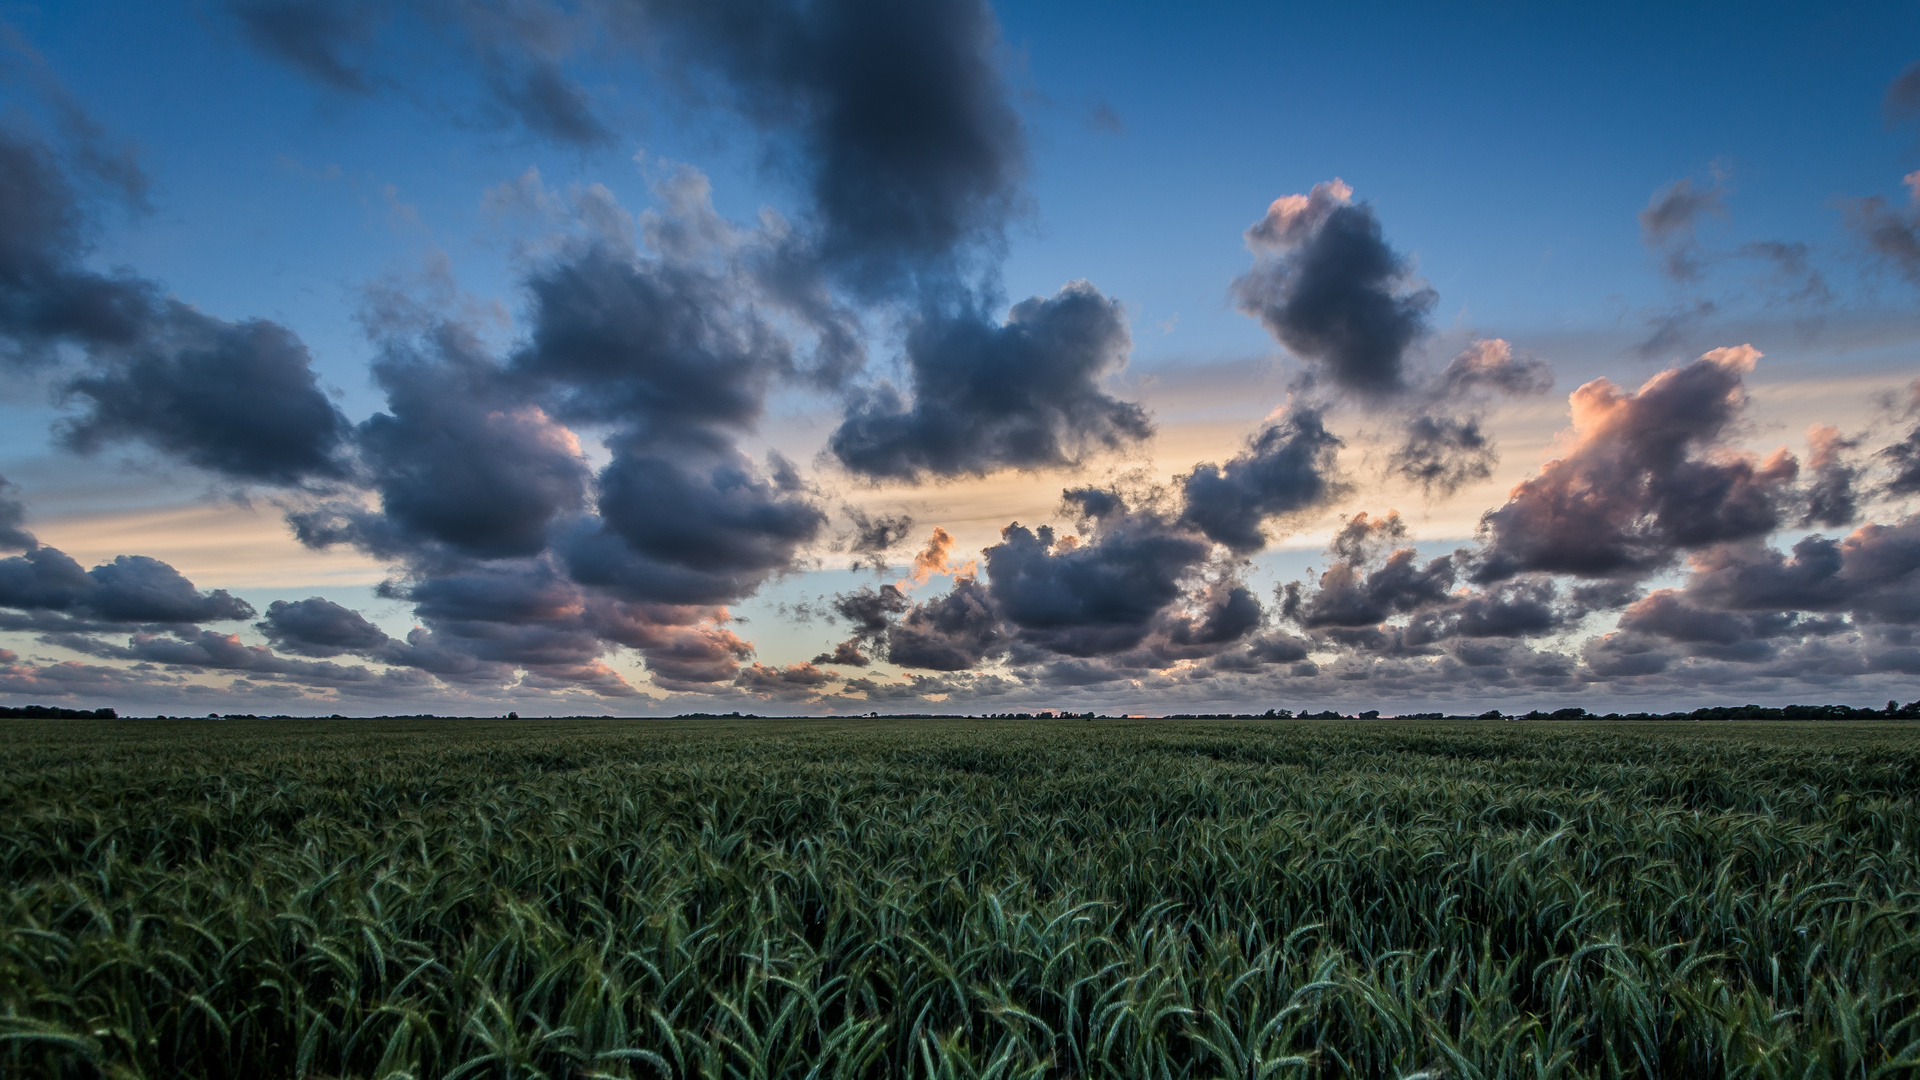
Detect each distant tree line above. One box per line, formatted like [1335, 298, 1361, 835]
[0, 705, 116, 719]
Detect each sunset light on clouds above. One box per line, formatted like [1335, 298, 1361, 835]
[1, 1, 1918, 714]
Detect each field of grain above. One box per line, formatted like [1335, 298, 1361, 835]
[3, 717, 1918, 1079]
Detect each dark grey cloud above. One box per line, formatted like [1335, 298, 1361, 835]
[1843, 189, 1920, 285]
[0, 545, 253, 631]
[258, 597, 392, 658]
[513, 242, 787, 431]
[632, 0, 1027, 294]
[0, 123, 152, 358]
[828, 281, 1149, 480]
[984, 490, 1211, 658]
[841, 506, 913, 573]
[1678, 518, 1920, 627]
[233, 0, 1026, 280]
[572, 432, 825, 606]
[0, 124, 349, 484]
[817, 583, 908, 667]
[297, 323, 588, 559]
[60, 313, 351, 484]
[1800, 425, 1859, 529]
[1178, 408, 1342, 552]
[0, 475, 34, 552]
[229, 0, 608, 145]
[230, 0, 381, 93]
[1475, 348, 1796, 582]
[885, 576, 1008, 671]
[1233, 180, 1436, 398]
[734, 660, 837, 695]
[70, 627, 395, 686]
[1389, 414, 1494, 496]
[1639, 175, 1725, 282]
[1883, 381, 1920, 495]
[1280, 512, 1454, 632]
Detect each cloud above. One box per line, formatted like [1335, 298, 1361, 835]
[1885, 60, 1920, 126]
[572, 432, 825, 605]
[230, 0, 609, 145]
[885, 575, 1008, 670]
[0, 545, 253, 631]
[1842, 180, 1920, 285]
[1475, 346, 1797, 582]
[984, 490, 1212, 658]
[257, 597, 392, 657]
[1800, 424, 1859, 528]
[229, 0, 382, 94]
[1738, 241, 1834, 306]
[734, 660, 838, 696]
[1639, 175, 1726, 281]
[1233, 179, 1436, 397]
[1675, 518, 1920, 627]
[1178, 407, 1342, 552]
[59, 313, 352, 484]
[513, 244, 787, 432]
[1432, 338, 1552, 400]
[0, 124, 350, 484]
[827, 281, 1150, 480]
[841, 506, 913, 572]
[0, 476, 34, 552]
[632, 0, 1028, 295]
[1885, 382, 1920, 496]
[906, 525, 971, 584]
[1280, 513, 1467, 636]
[1389, 414, 1495, 496]
[292, 321, 589, 559]
[0, 117, 154, 359]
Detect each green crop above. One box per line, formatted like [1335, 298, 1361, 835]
[2, 717, 1918, 1078]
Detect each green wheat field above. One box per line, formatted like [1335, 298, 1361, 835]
[3, 717, 1918, 1079]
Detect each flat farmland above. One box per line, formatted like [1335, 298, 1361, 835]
[3, 717, 1918, 1078]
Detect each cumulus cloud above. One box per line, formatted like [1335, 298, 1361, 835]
[886, 576, 1009, 671]
[1233, 179, 1436, 397]
[828, 281, 1150, 480]
[1475, 346, 1797, 582]
[0, 124, 349, 484]
[257, 597, 392, 657]
[291, 320, 589, 559]
[573, 434, 825, 606]
[734, 660, 838, 696]
[0, 545, 253, 632]
[59, 313, 352, 484]
[0, 476, 35, 552]
[1178, 408, 1342, 552]
[984, 490, 1213, 659]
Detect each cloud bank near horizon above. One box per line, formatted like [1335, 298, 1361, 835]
[1, 3, 1917, 713]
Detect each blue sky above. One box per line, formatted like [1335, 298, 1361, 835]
[1, 0, 1917, 715]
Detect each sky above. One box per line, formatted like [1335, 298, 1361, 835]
[1, 0, 1918, 716]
